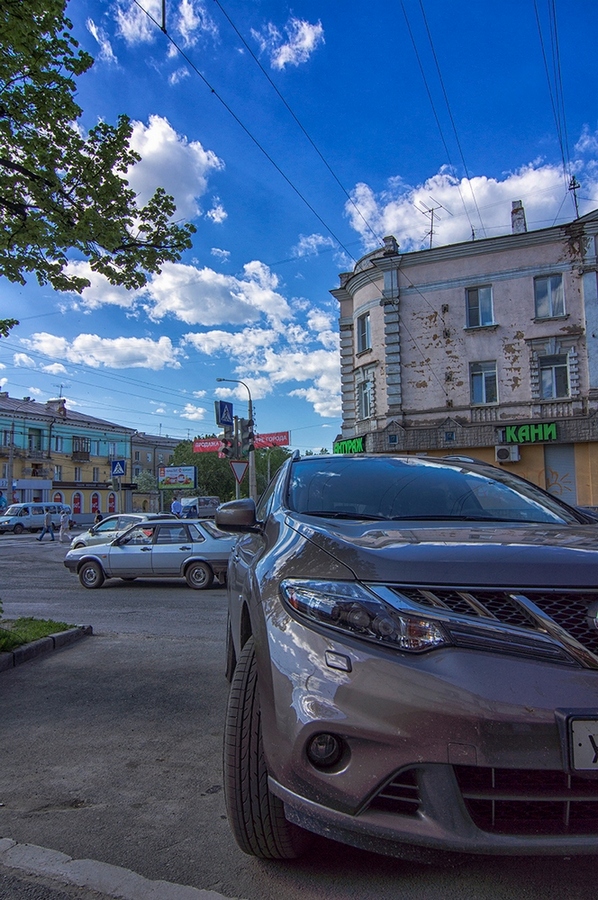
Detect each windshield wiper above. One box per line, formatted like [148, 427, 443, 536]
[298, 511, 383, 520]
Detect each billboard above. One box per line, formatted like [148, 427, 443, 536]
[254, 431, 290, 449]
[157, 466, 197, 489]
[193, 438, 223, 453]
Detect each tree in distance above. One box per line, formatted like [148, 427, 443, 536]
[0, 0, 196, 301]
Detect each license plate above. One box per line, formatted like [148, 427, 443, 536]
[570, 718, 598, 770]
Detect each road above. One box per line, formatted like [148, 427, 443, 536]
[0, 532, 597, 899]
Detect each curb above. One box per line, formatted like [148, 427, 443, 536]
[0, 624, 93, 672]
[0, 838, 243, 900]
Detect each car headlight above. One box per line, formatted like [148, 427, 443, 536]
[280, 579, 448, 653]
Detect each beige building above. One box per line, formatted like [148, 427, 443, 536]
[331, 204, 598, 507]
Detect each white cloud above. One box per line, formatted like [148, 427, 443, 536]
[64, 262, 142, 312]
[184, 327, 278, 360]
[145, 260, 292, 327]
[345, 159, 598, 252]
[176, 0, 217, 47]
[86, 18, 117, 64]
[0, 377, 7, 388]
[293, 233, 336, 257]
[115, 0, 160, 45]
[27, 387, 43, 396]
[41, 363, 68, 375]
[14, 353, 36, 368]
[192, 390, 207, 398]
[252, 18, 324, 70]
[128, 115, 224, 219]
[180, 403, 207, 421]
[169, 67, 190, 86]
[206, 201, 227, 223]
[23, 333, 182, 370]
[211, 248, 230, 261]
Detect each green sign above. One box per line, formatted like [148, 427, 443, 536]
[333, 436, 365, 454]
[504, 422, 557, 444]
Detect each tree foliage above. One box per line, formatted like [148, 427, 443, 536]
[0, 0, 196, 292]
[172, 441, 292, 502]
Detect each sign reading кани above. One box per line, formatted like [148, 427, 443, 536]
[333, 436, 365, 454]
[504, 422, 557, 444]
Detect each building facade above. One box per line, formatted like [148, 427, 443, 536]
[0, 394, 136, 520]
[331, 204, 598, 507]
[131, 431, 178, 512]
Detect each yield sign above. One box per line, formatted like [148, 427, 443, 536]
[230, 460, 249, 484]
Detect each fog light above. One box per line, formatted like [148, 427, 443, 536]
[306, 732, 344, 769]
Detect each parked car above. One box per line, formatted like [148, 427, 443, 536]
[70, 512, 175, 549]
[0, 502, 72, 534]
[215, 452, 598, 861]
[64, 518, 236, 589]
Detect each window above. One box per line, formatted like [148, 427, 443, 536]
[31, 463, 43, 477]
[539, 355, 569, 399]
[466, 286, 493, 327]
[357, 379, 373, 419]
[470, 361, 498, 405]
[134, 451, 140, 461]
[92, 467, 100, 482]
[146, 452, 152, 463]
[534, 275, 564, 318]
[72, 436, 91, 454]
[28, 429, 42, 451]
[54, 435, 64, 452]
[108, 442, 118, 458]
[54, 465, 62, 481]
[74, 467, 82, 482]
[356, 313, 371, 354]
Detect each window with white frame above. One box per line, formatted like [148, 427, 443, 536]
[466, 285, 493, 327]
[54, 465, 62, 481]
[357, 379, 374, 419]
[534, 275, 564, 318]
[539, 354, 569, 399]
[54, 435, 64, 452]
[92, 467, 100, 482]
[470, 361, 498, 405]
[356, 312, 371, 354]
[74, 466, 82, 482]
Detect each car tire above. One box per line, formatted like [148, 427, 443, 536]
[13, 524, 23, 534]
[78, 560, 105, 589]
[185, 561, 213, 590]
[223, 637, 313, 859]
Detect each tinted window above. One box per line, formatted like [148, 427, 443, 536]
[287, 457, 579, 525]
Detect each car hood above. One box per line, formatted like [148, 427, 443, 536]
[288, 516, 598, 588]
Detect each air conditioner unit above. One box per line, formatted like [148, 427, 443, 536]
[495, 444, 520, 463]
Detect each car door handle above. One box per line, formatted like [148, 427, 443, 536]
[179, 545, 191, 550]
[141, 546, 152, 551]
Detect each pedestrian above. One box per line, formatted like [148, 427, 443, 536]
[0, 490, 6, 511]
[38, 508, 55, 541]
[171, 496, 182, 517]
[59, 509, 70, 543]
[94, 511, 103, 524]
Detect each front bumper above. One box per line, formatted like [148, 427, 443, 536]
[261, 614, 598, 856]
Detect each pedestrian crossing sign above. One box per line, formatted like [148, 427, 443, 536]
[111, 459, 126, 477]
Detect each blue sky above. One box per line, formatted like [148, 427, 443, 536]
[2, 0, 598, 450]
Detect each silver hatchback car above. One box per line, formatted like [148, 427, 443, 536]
[216, 453, 598, 862]
[64, 518, 236, 589]
[69, 512, 173, 549]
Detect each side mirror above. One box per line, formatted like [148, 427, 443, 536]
[215, 498, 260, 533]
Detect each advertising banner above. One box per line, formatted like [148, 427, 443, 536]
[193, 438, 223, 453]
[254, 431, 290, 449]
[158, 466, 197, 489]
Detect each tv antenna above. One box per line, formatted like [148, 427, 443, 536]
[416, 198, 453, 249]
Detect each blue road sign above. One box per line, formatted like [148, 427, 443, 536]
[216, 400, 234, 426]
[111, 459, 126, 477]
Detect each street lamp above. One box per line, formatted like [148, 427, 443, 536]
[216, 378, 257, 502]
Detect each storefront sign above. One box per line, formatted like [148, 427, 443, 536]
[504, 422, 557, 444]
[333, 436, 365, 454]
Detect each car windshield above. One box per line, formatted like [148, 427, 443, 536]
[287, 456, 583, 525]
[4, 505, 22, 516]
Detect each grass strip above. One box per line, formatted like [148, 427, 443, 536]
[0, 617, 72, 653]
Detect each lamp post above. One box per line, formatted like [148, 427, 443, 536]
[216, 378, 257, 502]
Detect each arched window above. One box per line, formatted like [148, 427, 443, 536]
[72, 492, 82, 514]
[91, 492, 101, 514]
[108, 492, 116, 513]
[53, 491, 64, 503]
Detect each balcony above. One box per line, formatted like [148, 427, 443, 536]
[72, 451, 90, 461]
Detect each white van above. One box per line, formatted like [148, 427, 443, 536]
[0, 502, 72, 534]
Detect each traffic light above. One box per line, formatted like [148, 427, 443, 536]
[240, 418, 255, 456]
[220, 424, 234, 458]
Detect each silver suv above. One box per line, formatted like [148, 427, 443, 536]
[216, 453, 598, 862]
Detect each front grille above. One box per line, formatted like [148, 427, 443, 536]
[391, 586, 598, 662]
[366, 767, 421, 816]
[455, 765, 598, 835]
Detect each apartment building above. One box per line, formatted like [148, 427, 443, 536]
[0, 394, 136, 519]
[331, 204, 598, 507]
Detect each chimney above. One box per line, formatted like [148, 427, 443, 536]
[46, 398, 67, 417]
[511, 200, 527, 234]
